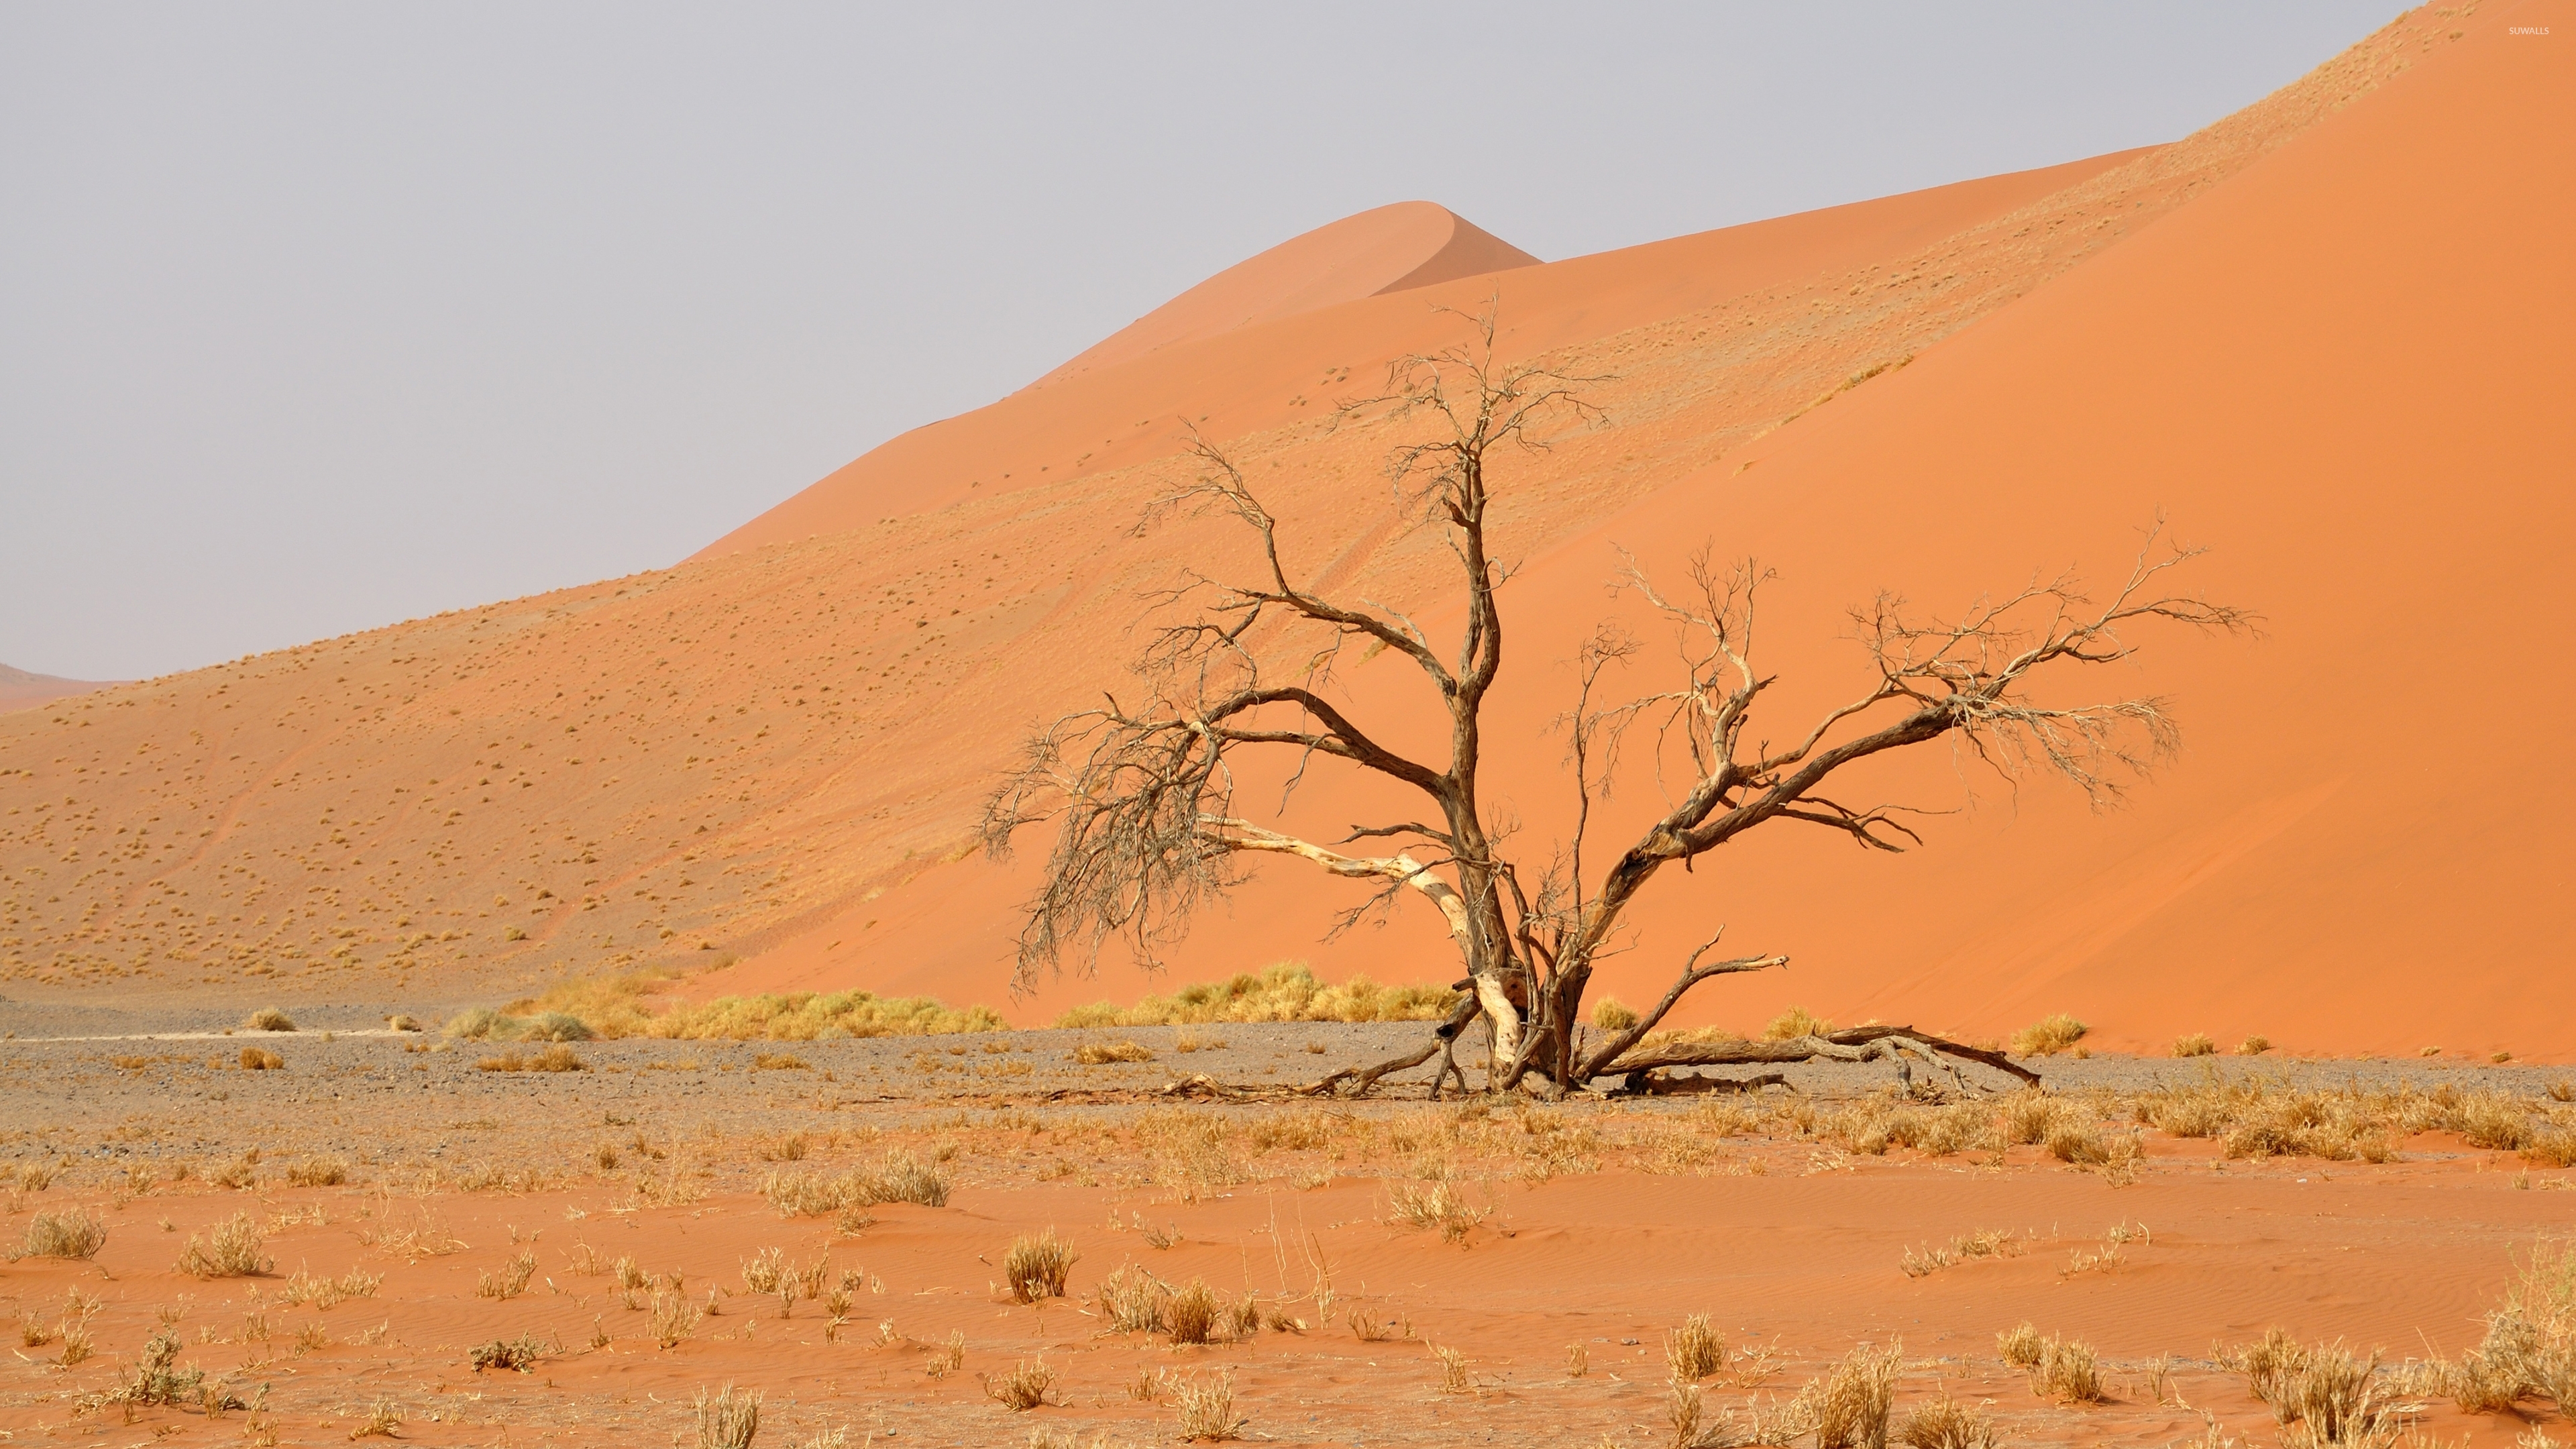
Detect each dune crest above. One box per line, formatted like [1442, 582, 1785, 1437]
[1028, 201, 1538, 391]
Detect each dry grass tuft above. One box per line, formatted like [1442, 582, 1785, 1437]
[246, 1006, 296, 1032]
[2012, 1014, 2090, 1057]
[1763, 1006, 1832, 1040]
[1168, 1278, 1222, 1346]
[177, 1212, 272, 1278]
[2430, 1238, 2576, 1418]
[476, 1043, 586, 1073]
[1431, 1342, 1473, 1394]
[652, 1289, 703, 1348]
[1668, 1313, 1727, 1382]
[1593, 997, 1640, 1031]
[239, 1046, 284, 1070]
[1898, 1395, 1997, 1449]
[1902, 1229, 2025, 1279]
[1074, 1040, 1155, 1065]
[19, 1207, 106, 1260]
[286, 1156, 349, 1187]
[1813, 1342, 1903, 1449]
[693, 1382, 761, 1448]
[1057, 961, 1454, 1028]
[1172, 1369, 1246, 1442]
[1004, 1230, 1078, 1302]
[2175, 1033, 2218, 1057]
[1385, 1177, 1491, 1244]
[2240, 1035, 2273, 1055]
[350, 1399, 403, 1438]
[476, 1250, 538, 1300]
[981, 1357, 1061, 1411]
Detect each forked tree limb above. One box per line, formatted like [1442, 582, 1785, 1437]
[1568, 942, 1786, 1082]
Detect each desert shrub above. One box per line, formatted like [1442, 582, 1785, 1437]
[1593, 997, 1640, 1032]
[285, 1156, 349, 1187]
[1075, 1040, 1155, 1064]
[1997, 1322, 2046, 1369]
[2239, 1034, 2273, 1055]
[107, 1330, 215, 1408]
[2174, 1033, 2217, 1057]
[983, 1357, 1060, 1411]
[176, 1212, 271, 1278]
[1054, 961, 1454, 1028]
[239, 1047, 284, 1070]
[1004, 1230, 1077, 1303]
[351, 1400, 403, 1438]
[2012, 1014, 2089, 1057]
[1764, 1006, 1831, 1040]
[245, 1006, 295, 1032]
[469, 1333, 547, 1373]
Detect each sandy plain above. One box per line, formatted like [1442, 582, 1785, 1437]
[5, 1014, 2573, 1446]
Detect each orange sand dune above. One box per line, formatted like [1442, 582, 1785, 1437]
[1029, 201, 1540, 390]
[691, 146, 2142, 561]
[0, 6, 2531, 1062]
[1114, 0, 2575, 1061]
[0, 663, 117, 714]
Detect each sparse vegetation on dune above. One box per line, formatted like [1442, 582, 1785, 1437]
[1055, 961, 1457, 1028]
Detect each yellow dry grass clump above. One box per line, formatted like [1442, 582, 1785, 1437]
[176, 1212, 272, 1279]
[446, 967, 1003, 1042]
[19, 1208, 107, 1260]
[2012, 1014, 2090, 1056]
[1055, 961, 1455, 1028]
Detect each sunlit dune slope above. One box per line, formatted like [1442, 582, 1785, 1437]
[0, 6, 2525, 1059]
[1028, 201, 1540, 390]
[0, 664, 116, 715]
[1126, 0, 2575, 1061]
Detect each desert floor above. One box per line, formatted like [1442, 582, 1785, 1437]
[3, 1018, 2571, 1448]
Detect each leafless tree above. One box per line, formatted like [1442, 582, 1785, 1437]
[981, 310, 2251, 1097]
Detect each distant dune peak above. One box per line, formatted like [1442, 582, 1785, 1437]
[1030, 201, 1540, 390]
[0, 663, 115, 713]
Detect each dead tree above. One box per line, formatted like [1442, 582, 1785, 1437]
[981, 311, 2251, 1097]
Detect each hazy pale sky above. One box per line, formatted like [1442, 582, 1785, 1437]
[3, 3, 2394, 682]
